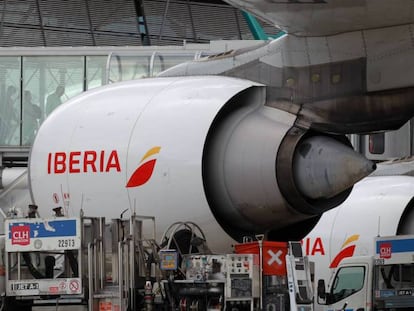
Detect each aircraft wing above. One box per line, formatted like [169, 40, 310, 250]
[224, 0, 414, 36]
[159, 31, 414, 135]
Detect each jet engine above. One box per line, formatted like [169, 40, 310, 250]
[29, 76, 374, 251]
[304, 174, 414, 283]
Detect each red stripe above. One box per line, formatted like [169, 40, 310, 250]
[329, 245, 356, 268]
[126, 159, 157, 188]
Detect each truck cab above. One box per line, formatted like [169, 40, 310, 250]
[317, 256, 371, 311]
[317, 235, 414, 311]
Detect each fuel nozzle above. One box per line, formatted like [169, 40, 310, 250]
[53, 206, 64, 217]
[28, 204, 39, 218]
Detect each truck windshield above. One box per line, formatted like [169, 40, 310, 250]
[375, 264, 414, 289]
[329, 266, 365, 304]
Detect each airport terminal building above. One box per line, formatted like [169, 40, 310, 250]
[0, 0, 412, 164]
[0, 0, 281, 163]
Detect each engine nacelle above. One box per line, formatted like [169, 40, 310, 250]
[305, 175, 414, 283]
[29, 76, 373, 250]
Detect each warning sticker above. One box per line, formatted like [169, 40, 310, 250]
[69, 279, 80, 293]
[100, 301, 112, 311]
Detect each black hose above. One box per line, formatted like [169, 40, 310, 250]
[22, 253, 45, 279]
[65, 250, 79, 277]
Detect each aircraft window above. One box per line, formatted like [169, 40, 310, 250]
[331, 73, 341, 84]
[329, 266, 365, 304]
[311, 73, 321, 83]
[369, 133, 385, 154]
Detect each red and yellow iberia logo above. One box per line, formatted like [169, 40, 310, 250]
[329, 234, 359, 268]
[126, 146, 161, 188]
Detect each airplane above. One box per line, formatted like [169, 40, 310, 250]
[27, 0, 414, 253]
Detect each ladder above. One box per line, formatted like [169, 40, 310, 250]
[286, 241, 314, 311]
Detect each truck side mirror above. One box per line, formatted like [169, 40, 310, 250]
[317, 279, 326, 300]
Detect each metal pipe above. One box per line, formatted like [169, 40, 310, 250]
[93, 238, 97, 291]
[118, 241, 123, 311]
[17, 253, 20, 280]
[125, 239, 130, 310]
[87, 242, 93, 311]
[130, 238, 135, 310]
[99, 218, 105, 290]
[256, 234, 264, 310]
[129, 217, 135, 310]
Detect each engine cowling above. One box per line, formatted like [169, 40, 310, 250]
[29, 76, 373, 251]
[304, 175, 414, 283]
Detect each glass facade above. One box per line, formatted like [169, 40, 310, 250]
[107, 55, 153, 83]
[86, 56, 109, 91]
[106, 53, 197, 83]
[0, 49, 206, 147]
[0, 0, 281, 149]
[23, 56, 84, 124]
[0, 57, 21, 146]
[0, 0, 281, 148]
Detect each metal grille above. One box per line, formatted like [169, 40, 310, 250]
[45, 30, 94, 47]
[0, 0, 142, 46]
[1, 26, 44, 46]
[143, 0, 257, 45]
[0, 0, 281, 47]
[190, 2, 245, 40]
[38, 0, 91, 30]
[88, 0, 141, 35]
